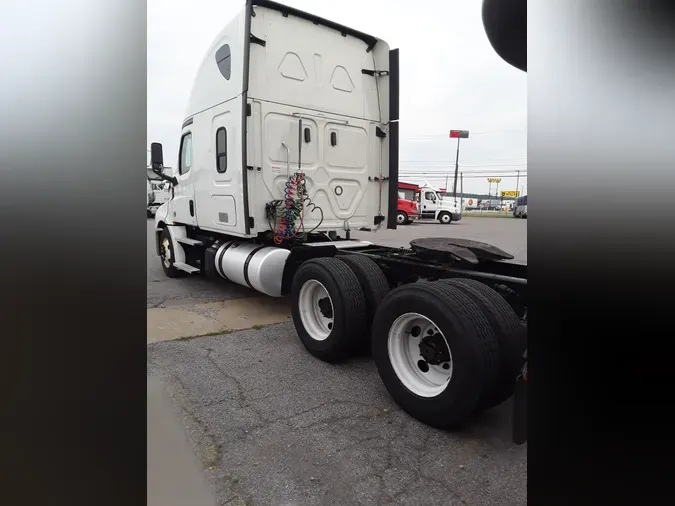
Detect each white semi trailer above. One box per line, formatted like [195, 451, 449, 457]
[151, 0, 527, 441]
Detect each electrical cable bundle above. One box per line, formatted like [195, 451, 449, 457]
[270, 172, 324, 244]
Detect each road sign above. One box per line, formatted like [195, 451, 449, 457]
[449, 130, 470, 139]
[501, 190, 520, 198]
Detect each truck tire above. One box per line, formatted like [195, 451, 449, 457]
[291, 258, 367, 362]
[441, 278, 526, 411]
[159, 227, 185, 278]
[396, 211, 409, 225]
[438, 212, 452, 224]
[337, 254, 391, 349]
[371, 280, 499, 429]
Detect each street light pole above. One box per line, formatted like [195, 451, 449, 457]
[449, 130, 469, 200]
[452, 137, 461, 200]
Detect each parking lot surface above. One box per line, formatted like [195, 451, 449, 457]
[147, 216, 527, 505]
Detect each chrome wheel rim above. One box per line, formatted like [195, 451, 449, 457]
[161, 237, 172, 268]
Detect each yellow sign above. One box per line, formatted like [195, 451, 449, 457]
[501, 191, 520, 198]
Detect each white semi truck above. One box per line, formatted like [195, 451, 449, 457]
[147, 168, 172, 217]
[151, 0, 527, 442]
[417, 181, 462, 224]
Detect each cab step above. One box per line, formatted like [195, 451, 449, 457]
[176, 237, 203, 246]
[173, 262, 200, 274]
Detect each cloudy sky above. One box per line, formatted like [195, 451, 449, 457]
[148, 0, 527, 196]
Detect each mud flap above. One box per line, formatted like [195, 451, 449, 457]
[512, 353, 527, 444]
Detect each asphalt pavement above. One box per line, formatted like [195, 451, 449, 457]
[147, 216, 527, 505]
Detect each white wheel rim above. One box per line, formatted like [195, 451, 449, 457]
[161, 238, 172, 268]
[298, 280, 334, 341]
[387, 312, 453, 398]
[441, 214, 450, 223]
[397, 213, 406, 224]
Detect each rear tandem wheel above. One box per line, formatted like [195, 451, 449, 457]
[290, 258, 367, 362]
[371, 280, 499, 428]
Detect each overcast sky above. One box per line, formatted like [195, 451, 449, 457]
[148, 0, 527, 196]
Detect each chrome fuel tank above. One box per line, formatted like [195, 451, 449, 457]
[212, 241, 290, 297]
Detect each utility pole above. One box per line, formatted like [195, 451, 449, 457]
[516, 170, 520, 196]
[460, 172, 464, 209]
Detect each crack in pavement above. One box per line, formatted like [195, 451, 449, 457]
[203, 348, 268, 424]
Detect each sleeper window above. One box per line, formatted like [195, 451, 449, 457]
[215, 44, 231, 80]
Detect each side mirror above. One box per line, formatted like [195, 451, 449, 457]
[149, 142, 178, 186]
[150, 142, 164, 169]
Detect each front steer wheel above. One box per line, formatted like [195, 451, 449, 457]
[396, 211, 409, 225]
[438, 212, 452, 224]
[372, 280, 499, 429]
[159, 228, 185, 278]
[291, 258, 367, 362]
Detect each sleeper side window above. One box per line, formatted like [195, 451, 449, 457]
[215, 44, 231, 80]
[216, 127, 227, 173]
[179, 133, 192, 176]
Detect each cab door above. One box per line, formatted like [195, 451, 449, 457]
[171, 129, 197, 226]
[421, 190, 437, 217]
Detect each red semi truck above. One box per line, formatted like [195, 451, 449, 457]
[397, 191, 418, 225]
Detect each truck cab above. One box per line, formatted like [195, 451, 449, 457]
[153, 0, 396, 241]
[396, 191, 417, 225]
[418, 183, 462, 224]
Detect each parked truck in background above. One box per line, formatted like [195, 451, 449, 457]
[397, 191, 418, 225]
[398, 181, 420, 202]
[147, 178, 154, 215]
[415, 182, 462, 223]
[147, 167, 172, 217]
[399, 181, 461, 223]
[513, 195, 527, 218]
[150, 0, 527, 443]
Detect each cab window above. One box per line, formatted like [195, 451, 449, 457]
[179, 133, 192, 175]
